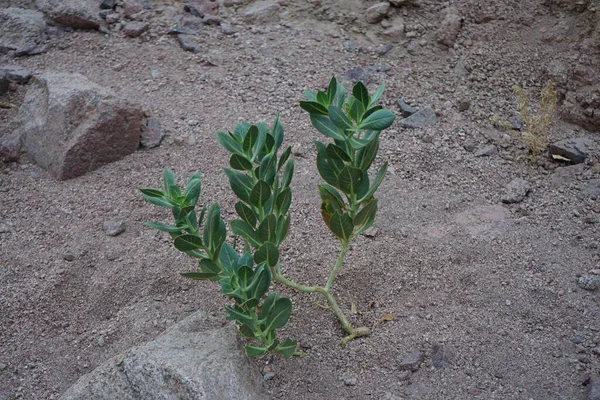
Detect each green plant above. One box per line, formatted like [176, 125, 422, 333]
[512, 80, 557, 161]
[140, 77, 395, 358]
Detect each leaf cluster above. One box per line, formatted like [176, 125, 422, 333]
[300, 77, 396, 241]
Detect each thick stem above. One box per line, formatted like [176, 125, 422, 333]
[325, 240, 349, 291]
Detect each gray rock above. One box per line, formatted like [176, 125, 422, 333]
[589, 375, 600, 400]
[185, 0, 220, 17]
[123, 21, 149, 37]
[243, 1, 281, 24]
[457, 99, 471, 111]
[398, 350, 423, 371]
[17, 72, 144, 180]
[123, 1, 143, 19]
[399, 108, 438, 128]
[578, 275, 599, 291]
[381, 17, 405, 40]
[103, 220, 126, 236]
[36, 0, 102, 30]
[168, 27, 197, 35]
[473, 145, 497, 157]
[0, 71, 8, 95]
[59, 312, 267, 400]
[501, 178, 531, 204]
[141, 118, 165, 149]
[100, 0, 116, 10]
[221, 22, 237, 35]
[0, 65, 32, 84]
[582, 179, 600, 198]
[548, 138, 597, 164]
[436, 7, 462, 47]
[177, 34, 200, 53]
[0, 8, 46, 54]
[431, 344, 456, 368]
[365, 2, 390, 24]
[346, 67, 369, 84]
[0, 131, 23, 162]
[341, 373, 357, 386]
[397, 98, 417, 118]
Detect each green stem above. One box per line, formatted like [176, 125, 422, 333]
[325, 240, 349, 291]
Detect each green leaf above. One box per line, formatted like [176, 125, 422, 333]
[277, 338, 297, 359]
[327, 76, 337, 105]
[203, 204, 226, 258]
[224, 169, 254, 203]
[275, 188, 292, 216]
[358, 162, 388, 203]
[316, 91, 328, 106]
[259, 293, 280, 320]
[235, 202, 257, 227]
[362, 105, 383, 121]
[180, 271, 218, 280]
[310, 115, 345, 141]
[334, 83, 346, 108]
[304, 89, 317, 102]
[329, 211, 354, 241]
[144, 221, 183, 233]
[139, 188, 164, 198]
[233, 122, 251, 141]
[247, 263, 272, 300]
[257, 214, 277, 243]
[173, 234, 203, 252]
[354, 198, 378, 229]
[249, 180, 271, 210]
[359, 109, 396, 131]
[141, 192, 174, 208]
[337, 166, 364, 196]
[230, 220, 262, 247]
[183, 179, 201, 206]
[356, 134, 380, 170]
[163, 169, 175, 194]
[353, 81, 370, 109]
[277, 146, 291, 172]
[229, 154, 253, 171]
[348, 96, 365, 123]
[238, 324, 256, 339]
[328, 105, 354, 131]
[243, 125, 259, 155]
[318, 185, 345, 212]
[369, 82, 385, 107]
[271, 115, 284, 150]
[245, 344, 268, 358]
[254, 242, 279, 267]
[325, 143, 351, 162]
[219, 243, 240, 275]
[200, 259, 222, 276]
[280, 159, 294, 190]
[276, 215, 290, 244]
[315, 141, 343, 186]
[300, 101, 328, 116]
[348, 135, 372, 150]
[225, 306, 255, 329]
[263, 298, 292, 332]
[216, 131, 242, 154]
[237, 265, 254, 290]
[258, 153, 276, 184]
[254, 124, 267, 159]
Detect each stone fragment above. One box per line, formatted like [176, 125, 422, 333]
[501, 178, 531, 204]
[589, 375, 600, 400]
[473, 145, 497, 157]
[103, 220, 126, 236]
[123, 1, 143, 19]
[432, 344, 456, 368]
[345, 67, 369, 84]
[141, 118, 165, 149]
[457, 99, 470, 111]
[203, 15, 222, 26]
[123, 21, 148, 37]
[59, 312, 267, 400]
[0, 66, 32, 84]
[0, 8, 46, 54]
[184, 0, 220, 17]
[17, 72, 144, 180]
[436, 7, 462, 47]
[399, 108, 438, 128]
[35, 0, 102, 29]
[243, 1, 281, 24]
[397, 98, 417, 118]
[548, 138, 597, 164]
[365, 2, 390, 24]
[578, 275, 599, 291]
[177, 34, 200, 53]
[0, 131, 23, 162]
[100, 0, 117, 10]
[399, 350, 423, 371]
[105, 12, 119, 24]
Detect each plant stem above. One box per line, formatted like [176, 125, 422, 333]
[325, 240, 349, 291]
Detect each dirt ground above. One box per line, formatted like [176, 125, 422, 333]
[1, 0, 600, 399]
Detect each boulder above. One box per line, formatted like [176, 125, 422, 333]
[243, 1, 281, 24]
[17, 72, 144, 180]
[436, 7, 462, 47]
[59, 312, 267, 400]
[0, 65, 33, 84]
[548, 137, 597, 164]
[35, 0, 102, 30]
[0, 7, 46, 54]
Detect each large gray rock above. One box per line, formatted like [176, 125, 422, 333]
[501, 178, 531, 204]
[243, 0, 281, 24]
[35, 0, 102, 29]
[18, 72, 144, 180]
[548, 137, 598, 164]
[0, 7, 46, 54]
[59, 312, 267, 400]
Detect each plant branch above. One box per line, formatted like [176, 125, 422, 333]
[325, 240, 349, 291]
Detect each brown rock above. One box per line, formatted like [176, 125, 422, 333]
[365, 2, 390, 24]
[436, 7, 462, 47]
[18, 72, 144, 180]
[123, 21, 149, 38]
[243, 1, 281, 24]
[35, 0, 101, 29]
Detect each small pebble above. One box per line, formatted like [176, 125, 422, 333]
[103, 220, 126, 237]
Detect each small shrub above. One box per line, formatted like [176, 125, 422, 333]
[140, 77, 396, 358]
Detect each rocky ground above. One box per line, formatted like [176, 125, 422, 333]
[1, 0, 600, 399]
